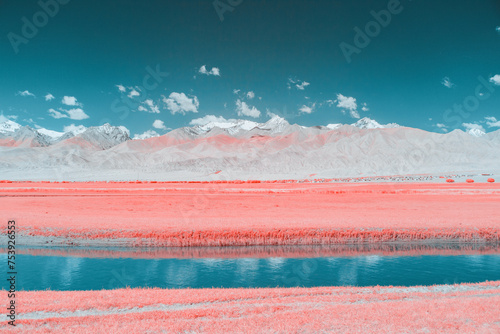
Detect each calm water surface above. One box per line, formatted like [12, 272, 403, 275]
[2, 247, 500, 290]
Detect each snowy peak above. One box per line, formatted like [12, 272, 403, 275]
[257, 116, 290, 133]
[195, 119, 259, 135]
[192, 116, 290, 136]
[71, 124, 131, 150]
[0, 120, 22, 135]
[36, 128, 65, 139]
[326, 123, 342, 130]
[467, 128, 486, 137]
[10, 126, 52, 147]
[81, 123, 130, 138]
[351, 117, 400, 129]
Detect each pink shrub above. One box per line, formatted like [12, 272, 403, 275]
[446, 179, 455, 183]
[466, 179, 474, 183]
[488, 178, 495, 183]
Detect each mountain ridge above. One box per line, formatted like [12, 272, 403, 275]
[1, 117, 499, 181]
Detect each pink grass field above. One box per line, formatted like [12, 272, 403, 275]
[1, 181, 499, 246]
[1, 282, 499, 333]
[1, 181, 500, 332]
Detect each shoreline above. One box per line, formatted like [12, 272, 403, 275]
[5, 228, 500, 248]
[2, 182, 499, 247]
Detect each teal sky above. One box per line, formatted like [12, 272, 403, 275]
[0, 0, 499, 137]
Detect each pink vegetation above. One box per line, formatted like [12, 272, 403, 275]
[7, 243, 500, 260]
[488, 178, 495, 183]
[466, 179, 474, 183]
[1, 182, 499, 246]
[2, 282, 499, 333]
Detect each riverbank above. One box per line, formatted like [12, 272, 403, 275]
[1, 182, 499, 247]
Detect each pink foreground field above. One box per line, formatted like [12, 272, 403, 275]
[2, 182, 499, 332]
[2, 282, 499, 333]
[1, 182, 499, 246]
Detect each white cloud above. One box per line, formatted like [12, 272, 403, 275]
[233, 89, 240, 95]
[45, 93, 55, 101]
[436, 123, 448, 132]
[140, 99, 160, 113]
[441, 77, 455, 88]
[128, 89, 140, 99]
[236, 99, 260, 118]
[116, 84, 126, 92]
[463, 122, 485, 132]
[247, 91, 255, 99]
[48, 108, 67, 119]
[299, 104, 315, 114]
[17, 90, 35, 97]
[361, 103, 369, 112]
[190, 115, 228, 126]
[66, 108, 89, 120]
[133, 130, 160, 140]
[485, 116, 500, 128]
[163, 92, 199, 114]
[496, 26, 500, 33]
[211, 67, 220, 76]
[48, 108, 89, 120]
[336, 94, 360, 118]
[61, 96, 82, 107]
[199, 65, 220, 76]
[489, 74, 500, 86]
[296, 81, 310, 90]
[63, 124, 87, 135]
[287, 78, 310, 90]
[152, 119, 167, 130]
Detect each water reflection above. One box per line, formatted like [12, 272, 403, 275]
[0, 245, 499, 291]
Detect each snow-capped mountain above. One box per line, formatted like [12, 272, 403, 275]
[1, 117, 499, 181]
[467, 128, 486, 137]
[191, 116, 291, 136]
[36, 128, 65, 139]
[59, 124, 131, 150]
[0, 124, 52, 147]
[351, 117, 400, 129]
[0, 120, 21, 135]
[0, 121, 130, 149]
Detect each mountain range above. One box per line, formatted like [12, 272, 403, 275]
[0, 117, 498, 181]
